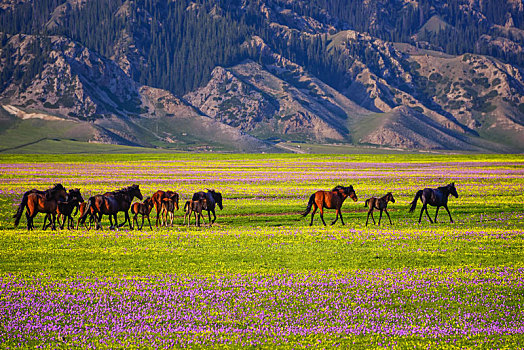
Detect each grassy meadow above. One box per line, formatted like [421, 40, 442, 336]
[0, 153, 523, 348]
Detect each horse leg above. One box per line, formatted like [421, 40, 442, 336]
[207, 209, 212, 224]
[385, 208, 393, 225]
[378, 210, 384, 226]
[444, 205, 454, 223]
[339, 210, 346, 226]
[370, 210, 376, 225]
[51, 213, 57, 230]
[309, 205, 317, 226]
[319, 207, 327, 226]
[331, 209, 339, 226]
[126, 211, 133, 229]
[26, 211, 33, 231]
[366, 210, 371, 226]
[140, 215, 145, 230]
[95, 213, 102, 230]
[147, 215, 152, 230]
[42, 214, 48, 230]
[434, 206, 440, 223]
[423, 205, 433, 223]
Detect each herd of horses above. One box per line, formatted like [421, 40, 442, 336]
[12, 182, 459, 231]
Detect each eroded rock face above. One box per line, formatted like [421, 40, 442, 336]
[0, 35, 141, 121]
[1, 0, 523, 151]
[185, 66, 277, 130]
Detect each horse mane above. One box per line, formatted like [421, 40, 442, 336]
[437, 185, 450, 193]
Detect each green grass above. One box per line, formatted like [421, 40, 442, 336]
[0, 154, 522, 348]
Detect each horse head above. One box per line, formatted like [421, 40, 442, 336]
[69, 188, 84, 203]
[347, 185, 358, 202]
[169, 192, 179, 210]
[449, 183, 458, 198]
[387, 192, 395, 203]
[129, 184, 143, 201]
[212, 190, 223, 210]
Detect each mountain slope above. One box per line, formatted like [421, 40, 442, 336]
[0, 0, 523, 152]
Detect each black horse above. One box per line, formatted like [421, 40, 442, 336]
[192, 189, 223, 225]
[409, 183, 458, 223]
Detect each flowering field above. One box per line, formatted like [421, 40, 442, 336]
[0, 154, 523, 348]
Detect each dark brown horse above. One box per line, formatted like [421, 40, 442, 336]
[152, 190, 179, 227]
[79, 184, 143, 229]
[192, 189, 223, 225]
[364, 192, 395, 226]
[183, 198, 208, 227]
[13, 184, 66, 229]
[43, 188, 84, 230]
[409, 183, 458, 223]
[131, 197, 154, 230]
[301, 185, 358, 226]
[13, 184, 68, 230]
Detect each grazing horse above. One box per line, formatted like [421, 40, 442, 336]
[16, 184, 67, 230]
[44, 188, 84, 230]
[301, 185, 358, 226]
[131, 197, 154, 230]
[13, 184, 66, 229]
[183, 198, 208, 227]
[79, 184, 143, 229]
[76, 202, 97, 230]
[160, 198, 176, 227]
[152, 190, 180, 227]
[409, 183, 458, 223]
[192, 189, 223, 225]
[364, 192, 395, 226]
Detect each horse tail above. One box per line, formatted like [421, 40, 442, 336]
[364, 199, 370, 207]
[184, 200, 191, 212]
[13, 191, 30, 227]
[409, 190, 423, 213]
[79, 197, 94, 224]
[301, 194, 316, 217]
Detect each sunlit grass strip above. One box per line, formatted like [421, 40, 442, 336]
[1, 267, 522, 348]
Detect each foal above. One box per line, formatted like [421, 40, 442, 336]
[131, 197, 154, 230]
[183, 198, 207, 227]
[160, 197, 176, 227]
[54, 189, 84, 230]
[364, 192, 395, 226]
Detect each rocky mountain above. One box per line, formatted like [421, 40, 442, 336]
[0, 0, 523, 152]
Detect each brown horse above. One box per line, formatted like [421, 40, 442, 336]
[14, 184, 68, 230]
[301, 185, 358, 226]
[152, 190, 180, 227]
[160, 197, 176, 227]
[131, 197, 154, 230]
[79, 184, 143, 229]
[13, 184, 66, 229]
[43, 188, 84, 230]
[183, 198, 207, 227]
[364, 192, 395, 226]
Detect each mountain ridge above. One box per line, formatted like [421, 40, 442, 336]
[0, 0, 523, 152]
